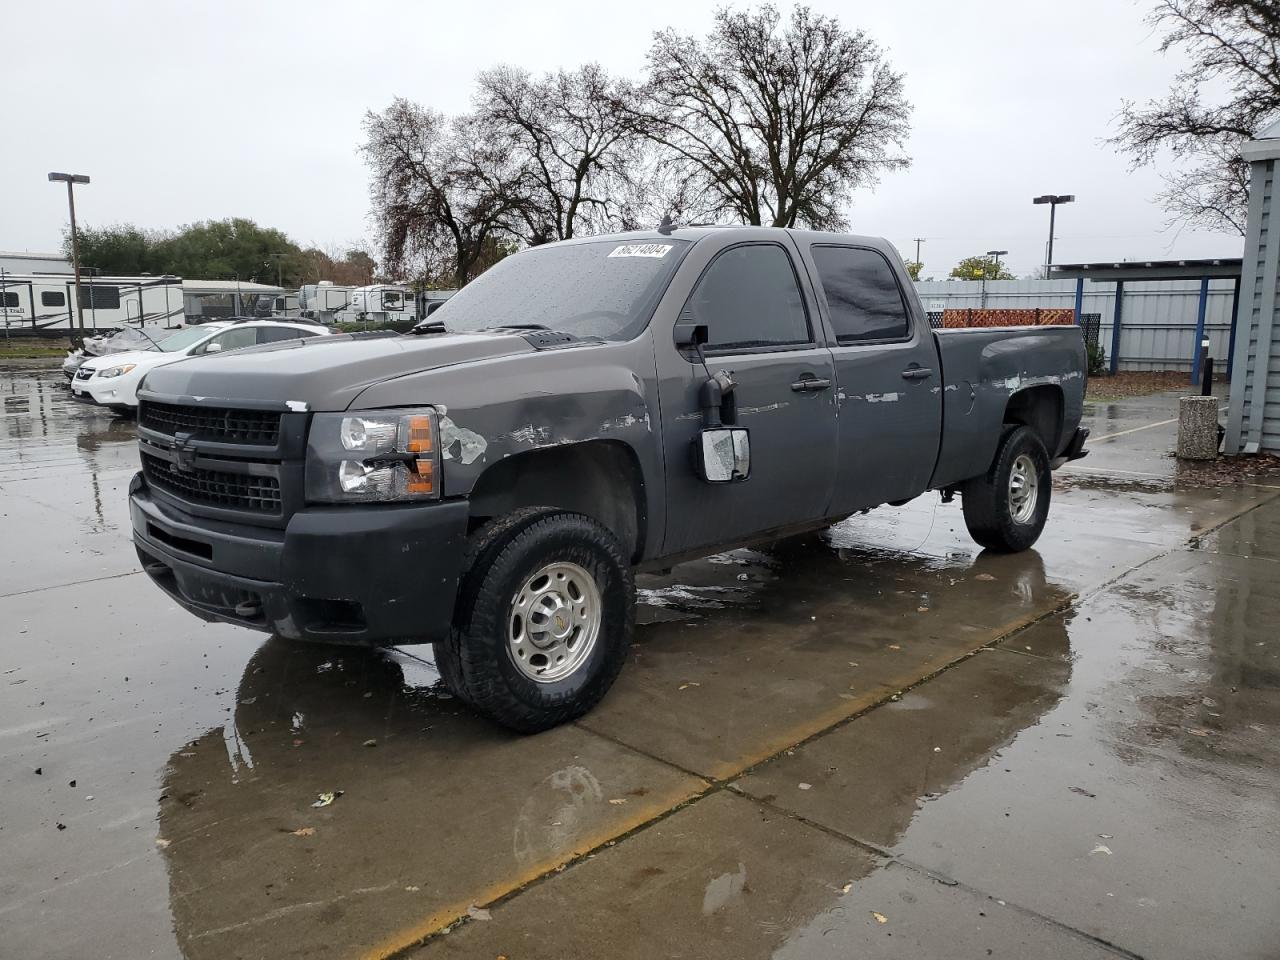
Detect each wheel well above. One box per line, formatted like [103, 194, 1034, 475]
[1003, 385, 1064, 455]
[465, 440, 646, 562]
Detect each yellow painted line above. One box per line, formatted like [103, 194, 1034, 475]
[355, 783, 707, 960]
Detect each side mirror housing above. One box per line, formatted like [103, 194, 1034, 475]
[693, 427, 750, 483]
[674, 320, 709, 350]
[202, 341, 222, 353]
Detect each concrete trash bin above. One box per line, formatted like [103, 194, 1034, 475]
[1177, 395, 1219, 460]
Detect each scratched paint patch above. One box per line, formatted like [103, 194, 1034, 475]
[439, 416, 488, 464]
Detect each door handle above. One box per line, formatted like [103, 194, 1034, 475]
[901, 367, 933, 380]
[790, 377, 832, 392]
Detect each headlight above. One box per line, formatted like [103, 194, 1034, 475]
[98, 363, 137, 379]
[306, 408, 440, 502]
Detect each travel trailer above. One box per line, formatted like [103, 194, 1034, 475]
[0, 274, 184, 334]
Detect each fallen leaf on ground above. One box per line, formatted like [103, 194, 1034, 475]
[608, 798, 627, 805]
[678, 682, 700, 690]
[1091, 844, 1113, 855]
[975, 573, 996, 581]
[467, 905, 492, 921]
[291, 827, 316, 837]
[155, 838, 171, 848]
[363, 739, 377, 748]
[312, 791, 343, 808]
[916, 607, 929, 613]
[888, 644, 901, 650]
[1186, 728, 1210, 737]
[872, 911, 888, 924]
[841, 882, 853, 893]
[1068, 786, 1096, 798]
[798, 782, 812, 791]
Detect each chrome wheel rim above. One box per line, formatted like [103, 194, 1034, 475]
[1009, 453, 1039, 524]
[509, 561, 601, 683]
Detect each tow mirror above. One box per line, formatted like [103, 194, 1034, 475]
[674, 320, 708, 350]
[694, 427, 750, 483]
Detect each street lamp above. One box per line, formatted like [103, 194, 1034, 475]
[1032, 194, 1073, 275]
[48, 172, 91, 334]
[985, 250, 1008, 280]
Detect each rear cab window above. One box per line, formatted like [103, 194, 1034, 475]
[685, 243, 811, 352]
[810, 245, 911, 344]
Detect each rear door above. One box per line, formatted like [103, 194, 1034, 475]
[804, 244, 943, 513]
[658, 241, 838, 556]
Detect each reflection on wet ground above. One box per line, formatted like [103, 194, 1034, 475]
[3, 366, 1278, 960]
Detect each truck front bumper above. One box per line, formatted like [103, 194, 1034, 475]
[130, 473, 470, 644]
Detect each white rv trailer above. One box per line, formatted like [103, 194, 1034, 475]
[346, 284, 416, 324]
[0, 274, 184, 335]
[298, 282, 353, 323]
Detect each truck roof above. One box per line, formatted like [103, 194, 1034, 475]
[553, 225, 899, 254]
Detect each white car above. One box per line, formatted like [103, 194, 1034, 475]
[70, 320, 332, 413]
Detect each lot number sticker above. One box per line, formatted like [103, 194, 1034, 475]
[608, 243, 673, 259]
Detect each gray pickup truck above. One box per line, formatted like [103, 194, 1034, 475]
[130, 226, 1088, 730]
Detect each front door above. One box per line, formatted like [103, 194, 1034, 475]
[804, 244, 942, 514]
[659, 241, 838, 557]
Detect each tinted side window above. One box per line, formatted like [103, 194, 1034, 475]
[257, 326, 308, 344]
[1, 292, 18, 307]
[687, 244, 810, 350]
[811, 246, 910, 343]
[78, 285, 121, 310]
[196, 328, 257, 354]
[42, 291, 66, 307]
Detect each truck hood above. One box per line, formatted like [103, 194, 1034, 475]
[138, 331, 538, 411]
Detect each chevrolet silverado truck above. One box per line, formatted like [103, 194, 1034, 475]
[130, 227, 1088, 731]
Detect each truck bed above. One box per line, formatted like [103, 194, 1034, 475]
[929, 325, 1087, 489]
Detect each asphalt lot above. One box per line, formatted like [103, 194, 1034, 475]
[2, 362, 1278, 960]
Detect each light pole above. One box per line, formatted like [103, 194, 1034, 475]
[985, 250, 1008, 279]
[48, 172, 91, 335]
[1032, 194, 1073, 276]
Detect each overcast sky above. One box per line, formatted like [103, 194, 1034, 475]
[0, 0, 1245, 278]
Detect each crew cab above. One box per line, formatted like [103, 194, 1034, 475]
[129, 227, 1088, 731]
[72, 319, 332, 413]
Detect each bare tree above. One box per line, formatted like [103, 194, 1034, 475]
[637, 4, 911, 229]
[474, 64, 647, 242]
[1112, 0, 1280, 235]
[363, 99, 529, 288]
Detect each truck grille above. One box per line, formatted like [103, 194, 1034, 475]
[141, 452, 282, 514]
[140, 400, 281, 446]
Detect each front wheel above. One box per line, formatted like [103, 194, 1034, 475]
[960, 425, 1051, 553]
[435, 508, 634, 732]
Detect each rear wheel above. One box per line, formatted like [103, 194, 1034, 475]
[434, 508, 633, 732]
[960, 425, 1051, 552]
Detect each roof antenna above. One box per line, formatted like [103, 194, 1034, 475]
[657, 214, 675, 236]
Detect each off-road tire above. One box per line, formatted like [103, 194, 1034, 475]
[960, 425, 1052, 553]
[435, 508, 634, 732]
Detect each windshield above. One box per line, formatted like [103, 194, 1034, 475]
[436, 239, 691, 341]
[156, 326, 219, 352]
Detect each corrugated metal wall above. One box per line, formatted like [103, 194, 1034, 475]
[1226, 143, 1280, 455]
[913, 278, 1236, 372]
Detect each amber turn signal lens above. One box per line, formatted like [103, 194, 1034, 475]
[405, 458, 434, 494]
[405, 415, 433, 453]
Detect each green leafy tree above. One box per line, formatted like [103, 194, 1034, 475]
[950, 255, 1014, 280]
[154, 219, 304, 285]
[64, 224, 165, 276]
[904, 259, 923, 280]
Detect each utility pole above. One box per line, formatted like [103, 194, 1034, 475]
[1032, 194, 1074, 276]
[912, 237, 925, 266]
[48, 172, 91, 335]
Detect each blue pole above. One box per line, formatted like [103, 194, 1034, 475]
[1109, 280, 1123, 375]
[1073, 277, 1084, 324]
[1191, 276, 1209, 385]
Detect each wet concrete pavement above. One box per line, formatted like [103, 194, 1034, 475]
[2, 363, 1277, 959]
